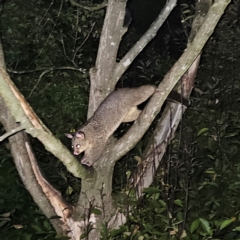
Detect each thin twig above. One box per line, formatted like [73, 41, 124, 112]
[28, 66, 86, 98]
[26, 0, 64, 70]
[69, 0, 107, 11]
[72, 22, 96, 62]
[0, 126, 25, 141]
[8, 66, 86, 75]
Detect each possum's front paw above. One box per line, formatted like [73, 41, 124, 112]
[81, 157, 92, 167]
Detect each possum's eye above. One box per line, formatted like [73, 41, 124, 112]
[71, 145, 73, 149]
[76, 144, 80, 149]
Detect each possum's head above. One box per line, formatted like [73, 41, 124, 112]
[65, 131, 89, 156]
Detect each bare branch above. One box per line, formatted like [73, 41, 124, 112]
[69, 0, 107, 11]
[8, 66, 86, 74]
[25, 142, 73, 223]
[112, 0, 231, 163]
[112, 0, 177, 85]
[27, 67, 86, 98]
[0, 125, 25, 141]
[133, 56, 200, 197]
[60, 33, 78, 66]
[0, 110, 65, 234]
[88, 0, 128, 116]
[131, 0, 212, 197]
[72, 22, 96, 62]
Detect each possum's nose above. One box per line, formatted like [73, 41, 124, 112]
[73, 151, 80, 155]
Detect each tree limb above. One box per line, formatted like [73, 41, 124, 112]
[0, 69, 88, 178]
[0, 125, 25, 141]
[0, 33, 65, 234]
[88, 0, 128, 116]
[25, 142, 73, 230]
[132, 0, 213, 198]
[111, 0, 177, 85]
[0, 102, 65, 234]
[133, 55, 200, 197]
[112, 0, 231, 163]
[8, 66, 86, 75]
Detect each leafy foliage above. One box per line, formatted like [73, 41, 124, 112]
[1, 0, 240, 239]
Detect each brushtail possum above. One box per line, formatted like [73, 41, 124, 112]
[65, 85, 156, 166]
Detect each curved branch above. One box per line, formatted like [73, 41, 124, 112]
[0, 107, 65, 234]
[0, 69, 88, 178]
[25, 142, 73, 223]
[0, 125, 25, 141]
[69, 0, 107, 11]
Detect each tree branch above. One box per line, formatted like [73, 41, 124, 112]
[133, 55, 200, 197]
[25, 142, 73, 225]
[111, 0, 177, 85]
[132, 0, 213, 198]
[8, 66, 86, 74]
[88, 0, 128, 116]
[0, 125, 25, 141]
[0, 30, 65, 234]
[72, 22, 96, 63]
[112, 0, 231, 163]
[0, 105, 65, 234]
[0, 69, 88, 178]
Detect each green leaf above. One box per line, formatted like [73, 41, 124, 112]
[110, 228, 126, 237]
[56, 237, 71, 240]
[49, 215, 62, 220]
[197, 128, 209, 136]
[91, 208, 102, 215]
[199, 218, 211, 234]
[80, 232, 88, 239]
[220, 218, 235, 230]
[174, 199, 183, 207]
[142, 187, 161, 194]
[158, 200, 167, 207]
[207, 182, 219, 188]
[190, 219, 200, 233]
[31, 224, 42, 232]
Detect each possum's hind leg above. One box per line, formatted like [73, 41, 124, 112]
[123, 85, 156, 122]
[123, 106, 142, 122]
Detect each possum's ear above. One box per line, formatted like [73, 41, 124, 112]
[76, 131, 85, 139]
[65, 133, 74, 139]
